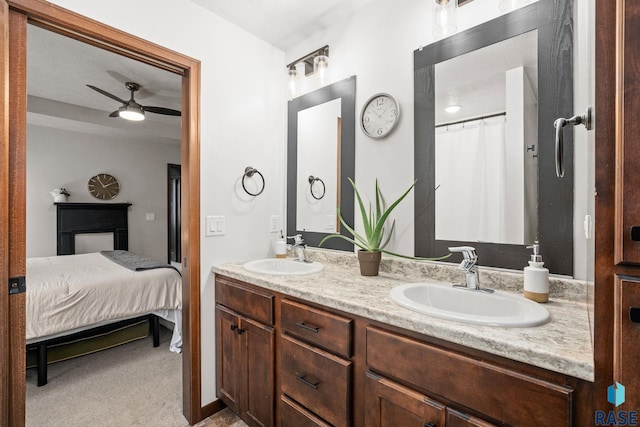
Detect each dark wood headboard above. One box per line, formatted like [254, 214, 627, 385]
[56, 202, 132, 255]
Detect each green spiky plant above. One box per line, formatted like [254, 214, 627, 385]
[319, 178, 450, 261]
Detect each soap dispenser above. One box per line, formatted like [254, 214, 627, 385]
[524, 242, 549, 303]
[274, 230, 287, 259]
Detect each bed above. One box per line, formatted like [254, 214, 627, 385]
[26, 202, 182, 386]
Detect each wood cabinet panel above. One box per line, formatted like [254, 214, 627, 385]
[242, 317, 275, 427]
[216, 276, 274, 325]
[446, 409, 497, 427]
[216, 305, 242, 414]
[280, 335, 352, 427]
[281, 299, 352, 358]
[366, 326, 572, 427]
[614, 275, 640, 411]
[616, 0, 640, 265]
[280, 395, 332, 427]
[365, 371, 445, 427]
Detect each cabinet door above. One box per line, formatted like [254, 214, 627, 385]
[216, 305, 242, 414]
[241, 316, 275, 427]
[365, 371, 445, 427]
[446, 409, 497, 427]
[615, 276, 640, 411]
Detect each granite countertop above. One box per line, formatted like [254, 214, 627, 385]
[212, 249, 594, 382]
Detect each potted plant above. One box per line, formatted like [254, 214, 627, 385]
[320, 178, 450, 276]
[49, 188, 70, 203]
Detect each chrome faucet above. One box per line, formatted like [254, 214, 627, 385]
[448, 246, 493, 293]
[287, 234, 310, 263]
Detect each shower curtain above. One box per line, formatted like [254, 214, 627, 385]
[435, 115, 523, 244]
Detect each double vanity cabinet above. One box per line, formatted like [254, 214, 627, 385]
[214, 263, 594, 427]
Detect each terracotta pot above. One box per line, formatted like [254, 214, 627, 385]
[357, 250, 381, 276]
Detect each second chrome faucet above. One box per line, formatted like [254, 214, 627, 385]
[448, 246, 493, 293]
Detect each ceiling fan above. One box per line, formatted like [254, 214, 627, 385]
[86, 81, 181, 121]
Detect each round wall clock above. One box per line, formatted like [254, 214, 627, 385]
[360, 93, 400, 139]
[88, 173, 120, 200]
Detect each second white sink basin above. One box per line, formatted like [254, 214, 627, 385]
[389, 282, 550, 327]
[242, 258, 324, 276]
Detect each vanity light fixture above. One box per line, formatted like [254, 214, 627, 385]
[432, 0, 458, 39]
[445, 105, 461, 113]
[287, 66, 298, 100]
[118, 105, 145, 121]
[286, 45, 330, 98]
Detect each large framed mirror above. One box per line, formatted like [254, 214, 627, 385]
[414, 0, 574, 275]
[287, 76, 356, 250]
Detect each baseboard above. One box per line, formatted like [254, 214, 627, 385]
[199, 399, 226, 422]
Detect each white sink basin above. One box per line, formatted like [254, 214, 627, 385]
[389, 282, 550, 327]
[242, 258, 324, 276]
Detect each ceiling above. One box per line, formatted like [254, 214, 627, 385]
[27, 25, 183, 145]
[191, 0, 376, 50]
[26, 1, 375, 144]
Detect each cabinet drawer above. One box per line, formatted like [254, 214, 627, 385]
[281, 299, 352, 358]
[215, 275, 274, 325]
[280, 395, 331, 427]
[281, 335, 352, 427]
[366, 326, 572, 427]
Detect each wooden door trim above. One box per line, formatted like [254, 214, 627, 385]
[0, 2, 11, 425]
[594, 0, 617, 412]
[2, 0, 203, 424]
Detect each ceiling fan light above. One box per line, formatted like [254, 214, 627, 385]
[118, 105, 145, 121]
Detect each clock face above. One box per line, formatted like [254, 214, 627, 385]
[360, 93, 400, 138]
[88, 173, 120, 200]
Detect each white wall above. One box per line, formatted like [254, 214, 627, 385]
[47, 0, 287, 406]
[26, 125, 180, 262]
[286, 0, 593, 280]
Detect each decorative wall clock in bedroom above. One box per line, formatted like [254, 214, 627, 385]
[88, 173, 121, 200]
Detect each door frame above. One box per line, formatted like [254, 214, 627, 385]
[0, 0, 204, 424]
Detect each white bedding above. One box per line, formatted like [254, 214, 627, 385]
[26, 252, 182, 352]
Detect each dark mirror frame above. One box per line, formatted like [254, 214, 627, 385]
[287, 76, 356, 251]
[414, 0, 574, 275]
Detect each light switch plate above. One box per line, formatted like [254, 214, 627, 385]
[269, 215, 280, 233]
[145, 213, 156, 221]
[206, 215, 225, 237]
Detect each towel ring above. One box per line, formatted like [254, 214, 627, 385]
[242, 166, 265, 196]
[308, 175, 326, 200]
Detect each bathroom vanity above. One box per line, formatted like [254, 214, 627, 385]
[213, 251, 593, 427]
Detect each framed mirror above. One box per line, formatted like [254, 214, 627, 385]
[414, 0, 574, 275]
[287, 76, 356, 250]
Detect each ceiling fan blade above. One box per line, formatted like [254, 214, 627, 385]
[142, 106, 181, 116]
[109, 110, 120, 117]
[86, 84, 127, 104]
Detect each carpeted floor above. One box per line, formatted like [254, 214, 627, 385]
[26, 327, 247, 427]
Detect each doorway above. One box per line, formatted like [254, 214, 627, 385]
[1, 1, 203, 425]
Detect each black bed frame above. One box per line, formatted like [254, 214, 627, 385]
[29, 202, 161, 387]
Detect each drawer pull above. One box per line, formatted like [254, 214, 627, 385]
[630, 307, 640, 323]
[632, 226, 640, 241]
[296, 374, 319, 389]
[424, 423, 437, 427]
[296, 322, 320, 333]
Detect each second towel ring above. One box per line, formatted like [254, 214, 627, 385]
[242, 166, 265, 196]
[308, 175, 326, 200]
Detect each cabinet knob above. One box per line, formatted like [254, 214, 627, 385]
[630, 307, 640, 323]
[230, 324, 238, 331]
[631, 226, 640, 241]
[236, 328, 245, 335]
